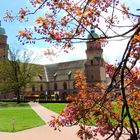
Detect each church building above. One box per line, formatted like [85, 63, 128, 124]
[0, 24, 106, 101]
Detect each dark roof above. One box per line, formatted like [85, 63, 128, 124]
[88, 29, 99, 39]
[0, 24, 6, 35]
[45, 59, 86, 81]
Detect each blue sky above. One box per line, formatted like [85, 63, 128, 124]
[0, 0, 139, 64]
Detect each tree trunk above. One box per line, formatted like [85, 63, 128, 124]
[16, 89, 20, 104]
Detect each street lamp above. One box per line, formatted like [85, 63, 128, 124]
[68, 71, 72, 95]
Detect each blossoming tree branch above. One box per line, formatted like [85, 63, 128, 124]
[4, 0, 140, 139]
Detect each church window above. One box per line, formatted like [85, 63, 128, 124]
[91, 60, 93, 65]
[95, 57, 100, 62]
[40, 84, 43, 91]
[54, 83, 58, 90]
[32, 85, 35, 92]
[62, 92, 67, 100]
[91, 75, 94, 80]
[63, 82, 67, 90]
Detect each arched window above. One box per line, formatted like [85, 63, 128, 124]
[32, 85, 35, 92]
[62, 92, 67, 100]
[91, 60, 93, 65]
[40, 84, 43, 91]
[63, 82, 67, 90]
[54, 83, 58, 90]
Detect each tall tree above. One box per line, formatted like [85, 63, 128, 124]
[0, 49, 41, 103]
[3, 0, 140, 139]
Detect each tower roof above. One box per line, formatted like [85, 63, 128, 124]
[91, 29, 99, 38]
[88, 29, 99, 39]
[0, 21, 6, 35]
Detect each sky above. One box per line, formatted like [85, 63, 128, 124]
[0, 0, 139, 65]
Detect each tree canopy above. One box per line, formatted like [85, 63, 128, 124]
[0, 49, 41, 103]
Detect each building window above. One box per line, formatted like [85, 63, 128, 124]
[32, 85, 35, 92]
[40, 84, 43, 91]
[95, 57, 100, 64]
[54, 83, 58, 90]
[63, 82, 67, 90]
[91, 60, 93, 65]
[91, 75, 94, 80]
[62, 92, 67, 100]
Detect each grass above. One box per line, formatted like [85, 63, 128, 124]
[41, 103, 67, 113]
[0, 102, 45, 132]
[41, 102, 140, 128]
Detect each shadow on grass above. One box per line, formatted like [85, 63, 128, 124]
[0, 102, 29, 108]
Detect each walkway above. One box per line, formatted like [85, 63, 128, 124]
[0, 102, 80, 140]
[0, 102, 129, 140]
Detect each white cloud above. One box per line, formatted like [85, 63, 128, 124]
[103, 38, 129, 64]
[19, 46, 52, 65]
[19, 43, 86, 65]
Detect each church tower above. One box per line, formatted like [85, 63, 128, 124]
[0, 22, 8, 59]
[85, 29, 106, 86]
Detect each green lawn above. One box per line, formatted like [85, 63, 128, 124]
[41, 103, 67, 113]
[41, 102, 140, 128]
[0, 102, 45, 132]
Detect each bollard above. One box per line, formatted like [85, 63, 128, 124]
[12, 117, 15, 132]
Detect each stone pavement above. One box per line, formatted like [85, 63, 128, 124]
[0, 102, 129, 140]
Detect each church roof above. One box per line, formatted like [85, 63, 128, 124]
[45, 59, 86, 81]
[0, 23, 6, 35]
[88, 29, 99, 39]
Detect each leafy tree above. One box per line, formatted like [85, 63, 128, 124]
[0, 49, 41, 103]
[3, 0, 140, 139]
